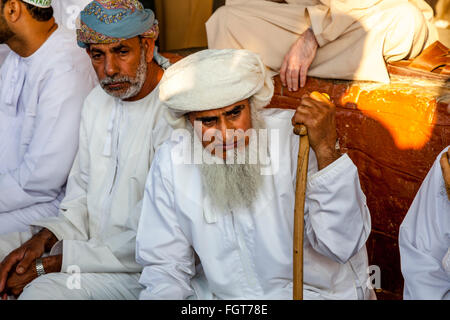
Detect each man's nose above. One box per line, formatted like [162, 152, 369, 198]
[219, 121, 234, 143]
[104, 55, 119, 78]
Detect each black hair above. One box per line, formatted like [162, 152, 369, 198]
[1, 0, 53, 22]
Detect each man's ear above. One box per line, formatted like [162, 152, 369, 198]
[4, 0, 22, 23]
[140, 37, 155, 64]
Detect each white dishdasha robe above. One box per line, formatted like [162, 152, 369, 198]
[137, 108, 373, 300]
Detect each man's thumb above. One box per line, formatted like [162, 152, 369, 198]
[16, 252, 36, 274]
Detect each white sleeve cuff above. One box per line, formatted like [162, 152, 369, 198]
[308, 153, 353, 189]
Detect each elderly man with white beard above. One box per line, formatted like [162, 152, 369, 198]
[136, 49, 374, 300]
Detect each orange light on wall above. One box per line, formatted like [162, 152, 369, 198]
[340, 85, 437, 150]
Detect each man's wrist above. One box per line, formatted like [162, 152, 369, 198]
[305, 27, 319, 48]
[315, 143, 342, 170]
[35, 228, 58, 252]
[42, 255, 63, 274]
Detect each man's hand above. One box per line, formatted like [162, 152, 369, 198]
[4, 264, 36, 298]
[4, 255, 62, 298]
[280, 28, 318, 91]
[0, 228, 58, 294]
[292, 92, 340, 170]
[440, 148, 450, 200]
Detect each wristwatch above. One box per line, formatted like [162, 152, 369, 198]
[35, 258, 46, 277]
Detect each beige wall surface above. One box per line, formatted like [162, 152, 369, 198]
[156, 0, 214, 51]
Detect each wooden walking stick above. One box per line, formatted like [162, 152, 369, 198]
[293, 123, 309, 300]
[293, 92, 330, 300]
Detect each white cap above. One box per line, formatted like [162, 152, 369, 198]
[159, 49, 274, 129]
[22, 0, 52, 8]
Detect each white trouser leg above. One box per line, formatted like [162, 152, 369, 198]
[19, 272, 143, 300]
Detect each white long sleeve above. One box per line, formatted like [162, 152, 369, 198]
[31, 96, 91, 243]
[278, 106, 371, 265]
[304, 153, 371, 264]
[0, 70, 87, 212]
[0, 27, 96, 233]
[137, 149, 197, 300]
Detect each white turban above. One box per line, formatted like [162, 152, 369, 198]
[159, 49, 274, 129]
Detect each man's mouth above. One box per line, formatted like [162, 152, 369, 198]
[106, 82, 129, 90]
[222, 141, 238, 151]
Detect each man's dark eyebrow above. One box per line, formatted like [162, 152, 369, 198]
[196, 116, 219, 122]
[223, 105, 245, 116]
[111, 44, 130, 53]
[90, 48, 104, 54]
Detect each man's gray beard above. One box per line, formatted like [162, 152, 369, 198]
[100, 46, 147, 100]
[188, 107, 267, 212]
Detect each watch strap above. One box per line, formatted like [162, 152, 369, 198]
[35, 258, 46, 277]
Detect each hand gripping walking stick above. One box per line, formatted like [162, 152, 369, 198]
[293, 91, 330, 300]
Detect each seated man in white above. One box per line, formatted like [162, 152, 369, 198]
[207, 0, 438, 89]
[399, 146, 450, 300]
[0, 0, 171, 299]
[136, 49, 374, 300]
[0, 0, 95, 234]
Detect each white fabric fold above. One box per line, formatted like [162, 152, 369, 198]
[103, 99, 119, 157]
[0, 53, 26, 117]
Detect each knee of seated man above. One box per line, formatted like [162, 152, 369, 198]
[387, 3, 427, 37]
[208, 4, 246, 28]
[382, 2, 428, 60]
[18, 273, 87, 300]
